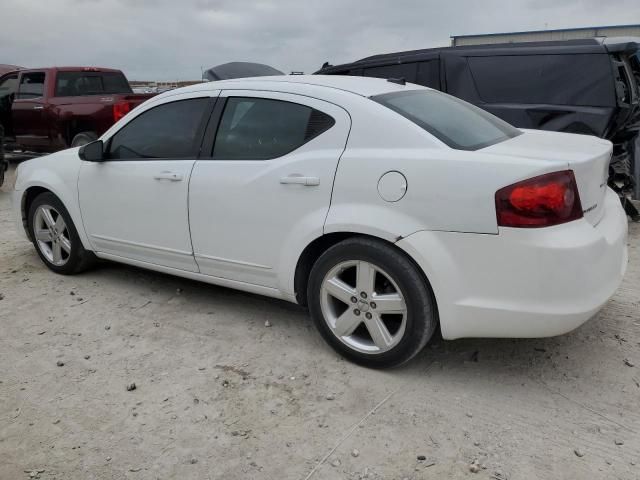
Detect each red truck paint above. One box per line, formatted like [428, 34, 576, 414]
[3, 67, 154, 152]
[0, 64, 22, 76]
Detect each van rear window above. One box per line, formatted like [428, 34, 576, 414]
[372, 89, 521, 150]
[467, 54, 615, 107]
[55, 72, 132, 97]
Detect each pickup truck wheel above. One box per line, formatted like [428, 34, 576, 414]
[71, 131, 98, 148]
[0, 125, 5, 188]
[28, 192, 97, 274]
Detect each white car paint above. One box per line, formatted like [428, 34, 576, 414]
[399, 188, 628, 339]
[11, 75, 628, 339]
[79, 159, 199, 272]
[77, 90, 220, 272]
[188, 89, 351, 292]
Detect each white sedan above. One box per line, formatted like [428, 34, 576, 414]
[11, 75, 628, 368]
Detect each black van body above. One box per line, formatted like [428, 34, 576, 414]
[317, 38, 640, 210]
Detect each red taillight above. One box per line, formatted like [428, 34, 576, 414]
[495, 170, 583, 228]
[113, 101, 131, 122]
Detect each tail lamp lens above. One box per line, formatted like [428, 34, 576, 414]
[495, 170, 583, 228]
[113, 101, 131, 122]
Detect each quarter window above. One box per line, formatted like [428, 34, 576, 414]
[17, 72, 45, 99]
[416, 60, 440, 89]
[108, 98, 209, 160]
[212, 97, 335, 160]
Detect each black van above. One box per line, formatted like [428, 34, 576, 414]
[317, 38, 640, 213]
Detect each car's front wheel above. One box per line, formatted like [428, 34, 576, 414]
[27, 192, 96, 274]
[308, 237, 437, 368]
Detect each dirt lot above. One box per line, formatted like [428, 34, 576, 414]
[1, 164, 639, 480]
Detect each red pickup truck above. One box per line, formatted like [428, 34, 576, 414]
[0, 67, 154, 153]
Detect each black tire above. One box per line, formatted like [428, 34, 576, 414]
[0, 160, 5, 188]
[308, 237, 437, 368]
[70, 131, 98, 148]
[27, 192, 97, 274]
[0, 124, 5, 188]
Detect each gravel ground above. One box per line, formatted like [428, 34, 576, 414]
[1, 164, 639, 480]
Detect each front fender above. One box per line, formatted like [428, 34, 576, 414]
[13, 150, 91, 250]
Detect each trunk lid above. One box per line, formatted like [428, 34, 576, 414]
[482, 129, 612, 226]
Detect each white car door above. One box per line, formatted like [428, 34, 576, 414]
[189, 90, 351, 290]
[79, 94, 216, 271]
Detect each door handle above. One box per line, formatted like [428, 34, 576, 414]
[153, 171, 183, 181]
[33, 106, 44, 110]
[280, 175, 320, 186]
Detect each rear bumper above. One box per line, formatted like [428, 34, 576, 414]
[398, 188, 628, 339]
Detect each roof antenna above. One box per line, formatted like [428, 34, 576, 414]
[387, 77, 406, 85]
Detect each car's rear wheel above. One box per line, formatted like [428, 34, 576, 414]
[27, 192, 96, 274]
[308, 237, 437, 368]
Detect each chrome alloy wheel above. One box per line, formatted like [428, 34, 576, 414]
[33, 205, 71, 266]
[320, 260, 407, 354]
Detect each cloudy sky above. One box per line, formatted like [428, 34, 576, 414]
[1, 0, 638, 81]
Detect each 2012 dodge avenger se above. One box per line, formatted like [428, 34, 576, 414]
[11, 75, 628, 368]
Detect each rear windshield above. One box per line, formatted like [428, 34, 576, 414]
[55, 71, 132, 97]
[372, 89, 521, 150]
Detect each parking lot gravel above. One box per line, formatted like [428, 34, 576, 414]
[1, 164, 639, 479]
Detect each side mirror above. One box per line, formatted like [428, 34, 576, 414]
[79, 140, 104, 162]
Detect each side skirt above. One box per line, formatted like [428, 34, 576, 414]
[95, 252, 298, 303]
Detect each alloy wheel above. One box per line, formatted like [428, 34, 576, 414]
[320, 260, 407, 354]
[33, 205, 72, 266]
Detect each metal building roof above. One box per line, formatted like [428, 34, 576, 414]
[451, 24, 640, 40]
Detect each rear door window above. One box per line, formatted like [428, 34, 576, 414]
[17, 72, 45, 99]
[108, 98, 209, 160]
[373, 89, 521, 150]
[467, 54, 615, 106]
[55, 71, 133, 96]
[212, 97, 335, 160]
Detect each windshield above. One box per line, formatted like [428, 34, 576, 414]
[372, 89, 521, 150]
